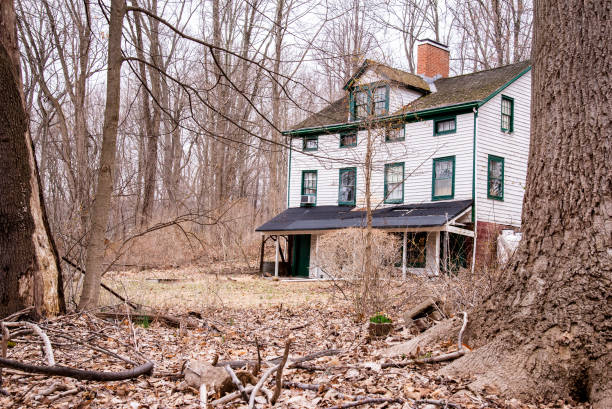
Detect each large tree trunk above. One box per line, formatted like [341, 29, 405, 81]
[78, 0, 126, 310]
[441, 1, 611, 407]
[0, 0, 64, 318]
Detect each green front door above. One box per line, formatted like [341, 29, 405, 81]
[291, 234, 311, 277]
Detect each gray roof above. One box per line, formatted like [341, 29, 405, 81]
[396, 60, 531, 114]
[288, 60, 530, 132]
[256, 200, 472, 232]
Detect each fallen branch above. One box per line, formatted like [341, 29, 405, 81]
[96, 312, 198, 329]
[382, 312, 469, 367]
[211, 385, 254, 406]
[224, 365, 248, 403]
[271, 338, 292, 405]
[327, 397, 403, 409]
[47, 388, 80, 402]
[0, 357, 153, 381]
[248, 363, 279, 409]
[416, 399, 462, 409]
[283, 381, 322, 392]
[2, 322, 54, 366]
[216, 348, 342, 369]
[1, 308, 35, 323]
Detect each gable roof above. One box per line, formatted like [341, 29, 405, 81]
[286, 60, 531, 134]
[343, 59, 430, 93]
[395, 60, 531, 114]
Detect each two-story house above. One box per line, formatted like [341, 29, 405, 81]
[257, 39, 532, 278]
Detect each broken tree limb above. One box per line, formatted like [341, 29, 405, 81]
[1, 307, 35, 322]
[271, 338, 292, 405]
[3, 322, 55, 366]
[327, 397, 403, 409]
[0, 357, 153, 381]
[224, 365, 248, 403]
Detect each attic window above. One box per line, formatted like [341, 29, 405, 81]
[340, 132, 357, 147]
[386, 123, 405, 142]
[433, 116, 456, 135]
[501, 95, 514, 132]
[303, 136, 318, 151]
[351, 84, 389, 120]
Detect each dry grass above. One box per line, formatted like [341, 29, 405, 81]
[100, 267, 333, 310]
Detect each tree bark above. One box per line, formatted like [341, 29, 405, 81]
[78, 0, 126, 310]
[441, 1, 611, 407]
[0, 0, 63, 317]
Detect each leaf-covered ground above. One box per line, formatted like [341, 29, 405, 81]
[0, 270, 591, 408]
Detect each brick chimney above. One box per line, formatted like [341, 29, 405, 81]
[417, 39, 450, 79]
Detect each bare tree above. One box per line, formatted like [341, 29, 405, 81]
[78, 0, 126, 310]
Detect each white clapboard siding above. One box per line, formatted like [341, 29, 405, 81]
[476, 70, 531, 227]
[288, 111, 474, 208]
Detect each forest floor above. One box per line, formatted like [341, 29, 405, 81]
[0, 267, 591, 409]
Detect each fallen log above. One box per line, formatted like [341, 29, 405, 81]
[0, 357, 153, 381]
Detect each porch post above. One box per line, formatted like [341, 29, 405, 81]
[274, 236, 279, 278]
[434, 231, 441, 274]
[402, 231, 407, 279]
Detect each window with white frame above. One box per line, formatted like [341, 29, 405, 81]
[384, 162, 404, 204]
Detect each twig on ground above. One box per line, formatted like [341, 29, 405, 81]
[271, 338, 292, 405]
[416, 399, 462, 409]
[47, 387, 80, 402]
[211, 385, 254, 406]
[253, 337, 261, 376]
[199, 383, 207, 408]
[224, 365, 249, 403]
[282, 381, 322, 392]
[327, 397, 403, 409]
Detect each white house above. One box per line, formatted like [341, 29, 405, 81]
[257, 39, 532, 278]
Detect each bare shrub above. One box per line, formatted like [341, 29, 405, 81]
[316, 228, 402, 319]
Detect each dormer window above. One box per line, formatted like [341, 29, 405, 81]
[350, 84, 389, 120]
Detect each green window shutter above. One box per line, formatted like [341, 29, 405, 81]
[487, 155, 504, 200]
[384, 162, 404, 204]
[501, 95, 514, 132]
[432, 156, 455, 200]
[338, 167, 357, 205]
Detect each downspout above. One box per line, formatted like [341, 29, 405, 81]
[471, 108, 478, 273]
[287, 138, 292, 207]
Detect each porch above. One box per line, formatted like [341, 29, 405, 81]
[256, 200, 474, 278]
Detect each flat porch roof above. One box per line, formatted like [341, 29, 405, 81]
[256, 199, 473, 235]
